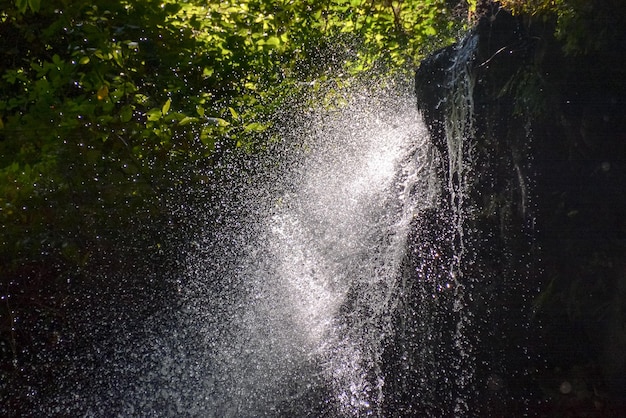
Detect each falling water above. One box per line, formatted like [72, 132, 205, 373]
[179, 81, 435, 416]
[35, 67, 490, 416]
[445, 33, 478, 416]
[24, 11, 562, 417]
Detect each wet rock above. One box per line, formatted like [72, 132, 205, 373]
[408, 3, 626, 414]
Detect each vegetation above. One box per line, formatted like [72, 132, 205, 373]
[0, 0, 463, 413]
[3, 0, 618, 413]
[0, 0, 459, 266]
[500, 0, 626, 54]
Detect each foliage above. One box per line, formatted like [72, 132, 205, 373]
[0, 0, 466, 411]
[0, 0, 462, 265]
[500, 0, 626, 54]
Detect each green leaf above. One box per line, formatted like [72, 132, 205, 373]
[147, 108, 162, 121]
[265, 36, 281, 47]
[120, 105, 133, 122]
[28, 0, 40, 12]
[179, 116, 198, 126]
[200, 127, 216, 150]
[163, 112, 186, 123]
[424, 26, 437, 36]
[30, 61, 43, 73]
[243, 122, 266, 133]
[162, 98, 172, 115]
[228, 107, 239, 120]
[79, 56, 90, 65]
[207, 117, 228, 127]
[15, 0, 28, 14]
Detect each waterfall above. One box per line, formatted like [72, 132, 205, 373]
[175, 80, 434, 416]
[36, 32, 506, 415]
[22, 5, 626, 414]
[40, 47, 496, 417]
[38, 73, 451, 418]
[444, 33, 478, 416]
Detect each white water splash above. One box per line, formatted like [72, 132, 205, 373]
[184, 82, 434, 416]
[38, 80, 438, 418]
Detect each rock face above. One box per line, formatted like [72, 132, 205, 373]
[389, 4, 626, 416]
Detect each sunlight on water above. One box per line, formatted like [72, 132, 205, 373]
[181, 81, 433, 416]
[39, 79, 439, 417]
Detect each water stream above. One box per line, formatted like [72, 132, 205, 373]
[30, 7, 619, 415]
[41, 76, 480, 416]
[180, 82, 435, 416]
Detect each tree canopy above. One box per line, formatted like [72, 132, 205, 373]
[0, 0, 460, 267]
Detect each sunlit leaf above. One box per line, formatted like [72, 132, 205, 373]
[265, 36, 281, 47]
[207, 117, 229, 126]
[424, 26, 437, 36]
[162, 98, 172, 115]
[243, 122, 266, 133]
[147, 108, 162, 121]
[179, 116, 198, 126]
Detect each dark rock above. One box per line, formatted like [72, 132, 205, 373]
[401, 3, 626, 415]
